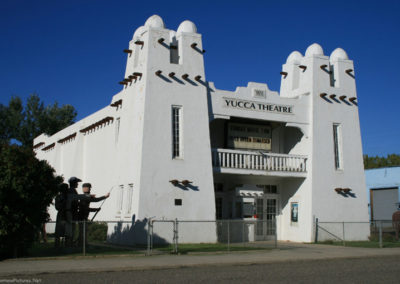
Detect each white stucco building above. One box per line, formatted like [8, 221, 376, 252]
[35, 15, 369, 243]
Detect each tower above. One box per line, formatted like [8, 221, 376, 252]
[280, 43, 369, 241]
[112, 15, 216, 243]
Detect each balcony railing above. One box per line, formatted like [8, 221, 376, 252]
[212, 148, 307, 174]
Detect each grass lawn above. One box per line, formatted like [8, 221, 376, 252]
[316, 240, 400, 248]
[26, 240, 143, 258]
[25, 241, 272, 258]
[155, 243, 272, 254]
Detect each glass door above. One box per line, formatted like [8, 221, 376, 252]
[255, 196, 277, 241]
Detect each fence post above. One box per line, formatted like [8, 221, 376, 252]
[274, 217, 278, 248]
[227, 220, 230, 252]
[379, 221, 383, 248]
[147, 218, 151, 256]
[175, 218, 179, 254]
[342, 222, 345, 246]
[242, 221, 245, 247]
[83, 221, 86, 256]
[314, 218, 319, 243]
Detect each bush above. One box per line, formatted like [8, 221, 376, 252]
[0, 144, 63, 258]
[88, 222, 108, 242]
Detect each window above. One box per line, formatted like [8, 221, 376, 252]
[175, 199, 182, 206]
[170, 44, 179, 64]
[116, 185, 124, 215]
[244, 202, 255, 218]
[172, 106, 183, 158]
[124, 184, 133, 216]
[115, 117, 120, 144]
[256, 184, 278, 194]
[333, 123, 342, 170]
[215, 197, 222, 219]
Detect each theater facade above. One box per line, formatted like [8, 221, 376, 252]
[35, 15, 369, 243]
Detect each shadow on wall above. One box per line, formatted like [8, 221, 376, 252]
[280, 179, 306, 210]
[108, 215, 168, 246]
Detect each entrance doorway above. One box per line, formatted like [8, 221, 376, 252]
[255, 195, 278, 240]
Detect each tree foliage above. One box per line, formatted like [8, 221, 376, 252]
[364, 154, 400, 169]
[0, 144, 63, 258]
[0, 94, 77, 147]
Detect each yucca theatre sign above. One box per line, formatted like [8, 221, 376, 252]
[223, 97, 294, 114]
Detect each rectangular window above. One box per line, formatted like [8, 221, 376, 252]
[116, 185, 124, 215]
[124, 184, 133, 216]
[175, 199, 182, 206]
[170, 44, 179, 64]
[256, 184, 278, 194]
[115, 117, 120, 144]
[172, 106, 183, 159]
[333, 123, 342, 170]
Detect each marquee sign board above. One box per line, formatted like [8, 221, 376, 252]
[228, 122, 271, 151]
[223, 97, 293, 114]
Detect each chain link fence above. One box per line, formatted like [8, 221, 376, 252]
[36, 221, 143, 257]
[147, 219, 278, 255]
[314, 219, 400, 248]
[31, 219, 277, 257]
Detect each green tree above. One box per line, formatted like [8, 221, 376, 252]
[0, 94, 77, 147]
[363, 154, 400, 169]
[0, 144, 63, 258]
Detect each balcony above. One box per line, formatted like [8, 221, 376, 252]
[212, 148, 307, 177]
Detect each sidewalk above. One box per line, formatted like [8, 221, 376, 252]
[1, 243, 400, 277]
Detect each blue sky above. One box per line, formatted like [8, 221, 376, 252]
[0, 0, 399, 156]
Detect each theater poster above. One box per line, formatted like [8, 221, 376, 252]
[291, 202, 298, 223]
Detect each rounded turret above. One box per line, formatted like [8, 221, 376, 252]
[286, 51, 303, 64]
[177, 20, 197, 34]
[330, 48, 349, 61]
[144, 15, 165, 29]
[133, 26, 145, 39]
[305, 43, 324, 57]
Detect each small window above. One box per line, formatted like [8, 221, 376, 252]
[257, 184, 278, 194]
[175, 199, 182, 206]
[333, 123, 342, 170]
[243, 202, 255, 218]
[170, 45, 179, 64]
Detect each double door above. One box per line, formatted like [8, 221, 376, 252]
[255, 196, 278, 240]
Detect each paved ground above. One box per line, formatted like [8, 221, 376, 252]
[1, 243, 400, 279]
[7, 255, 400, 283]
